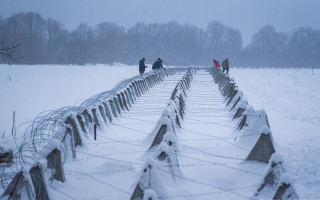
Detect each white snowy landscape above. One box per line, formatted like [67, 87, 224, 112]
[0, 64, 319, 199]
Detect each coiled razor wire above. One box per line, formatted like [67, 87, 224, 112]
[0, 68, 187, 191]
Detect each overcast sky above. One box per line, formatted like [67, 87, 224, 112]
[1, 0, 319, 44]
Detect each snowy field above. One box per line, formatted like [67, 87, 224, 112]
[231, 67, 320, 198]
[0, 63, 144, 141]
[0, 64, 319, 199]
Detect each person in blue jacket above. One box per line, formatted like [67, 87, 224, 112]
[152, 58, 163, 70]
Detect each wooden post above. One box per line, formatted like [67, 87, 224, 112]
[94, 124, 97, 140]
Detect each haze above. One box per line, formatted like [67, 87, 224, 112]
[1, 0, 319, 44]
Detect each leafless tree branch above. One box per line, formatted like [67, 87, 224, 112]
[0, 37, 22, 62]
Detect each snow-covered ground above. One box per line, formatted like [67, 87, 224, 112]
[0, 63, 145, 142]
[0, 65, 319, 199]
[231, 67, 320, 198]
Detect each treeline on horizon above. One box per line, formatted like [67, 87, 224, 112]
[0, 12, 319, 67]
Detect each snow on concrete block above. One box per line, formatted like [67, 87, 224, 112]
[113, 96, 122, 114]
[103, 102, 113, 122]
[82, 109, 93, 124]
[246, 125, 276, 163]
[175, 94, 186, 119]
[252, 153, 286, 199]
[163, 132, 178, 151]
[65, 115, 83, 147]
[91, 108, 100, 127]
[129, 85, 137, 100]
[47, 148, 66, 182]
[232, 99, 248, 118]
[219, 77, 231, 91]
[273, 174, 299, 200]
[108, 99, 118, 117]
[133, 81, 141, 97]
[222, 81, 235, 97]
[237, 108, 266, 132]
[130, 158, 167, 200]
[149, 117, 174, 149]
[94, 106, 109, 130]
[143, 189, 157, 200]
[170, 85, 178, 100]
[98, 105, 107, 123]
[238, 114, 248, 130]
[149, 124, 167, 149]
[76, 114, 88, 134]
[30, 164, 50, 200]
[162, 104, 178, 132]
[226, 87, 238, 106]
[140, 80, 146, 94]
[62, 126, 76, 159]
[230, 96, 241, 111]
[124, 90, 132, 107]
[175, 113, 181, 128]
[121, 92, 129, 111]
[1, 169, 35, 200]
[153, 137, 181, 178]
[38, 139, 65, 158]
[117, 93, 125, 111]
[137, 80, 144, 94]
[127, 87, 135, 103]
[0, 146, 13, 164]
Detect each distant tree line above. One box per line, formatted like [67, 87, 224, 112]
[0, 12, 319, 67]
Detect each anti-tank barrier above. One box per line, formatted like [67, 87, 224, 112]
[0, 68, 187, 198]
[208, 67, 299, 199]
[63, 68, 179, 147]
[130, 67, 195, 200]
[1, 139, 66, 200]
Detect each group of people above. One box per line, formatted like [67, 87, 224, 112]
[213, 58, 229, 74]
[139, 58, 163, 75]
[139, 57, 230, 75]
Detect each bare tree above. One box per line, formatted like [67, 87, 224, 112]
[0, 37, 21, 62]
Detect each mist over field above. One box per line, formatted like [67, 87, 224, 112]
[1, 0, 320, 67]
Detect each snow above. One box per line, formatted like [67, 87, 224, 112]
[279, 173, 293, 185]
[232, 67, 320, 198]
[143, 189, 158, 200]
[0, 63, 142, 140]
[36, 139, 65, 160]
[0, 65, 319, 199]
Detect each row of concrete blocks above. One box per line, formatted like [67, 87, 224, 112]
[0, 68, 182, 200]
[1, 139, 63, 200]
[130, 68, 195, 200]
[209, 67, 299, 200]
[62, 70, 168, 156]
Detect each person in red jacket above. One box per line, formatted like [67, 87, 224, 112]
[213, 59, 220, 68]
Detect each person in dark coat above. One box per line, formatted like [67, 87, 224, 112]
[222, 58, 229, 74]
[152, 58, 163, 70]
[139, 58, 147, 75]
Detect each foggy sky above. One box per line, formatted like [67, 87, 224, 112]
[1, 0, 319, 44]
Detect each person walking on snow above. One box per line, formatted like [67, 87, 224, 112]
[152, 58, 163, 70]
[213, 59, 220, 68]
[222, 58, 229, 74]
[139, 58, 148, 75]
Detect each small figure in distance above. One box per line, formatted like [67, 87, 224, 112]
[139, 58, 148, 75]
[213, 59, 220, 68]
[222, 58, 229, 74]
[152, 58, 163, 70]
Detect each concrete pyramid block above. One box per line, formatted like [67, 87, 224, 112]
[130, 158, 168, 200]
